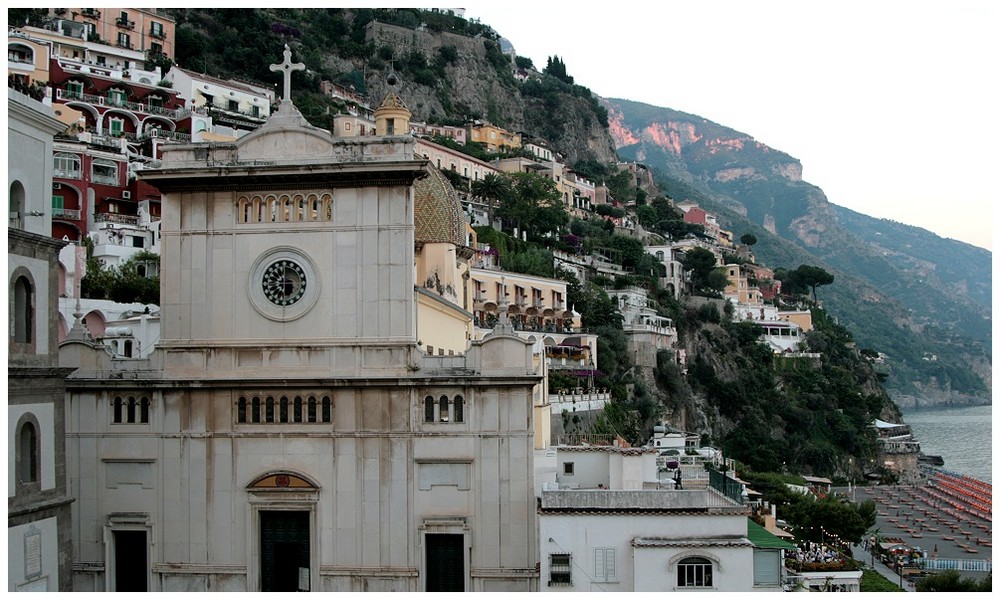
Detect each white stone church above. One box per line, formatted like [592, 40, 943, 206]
[59, 49, 540, 592]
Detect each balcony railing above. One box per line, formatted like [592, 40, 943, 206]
[148, 129, 190, 143]
[117, 40, 133, 50]
[150, 28, 166, 39]
[92, 174, 120, 185]
[95, 213, 139, 225]
[81, 9, 101, 18]
[116, 18, 135, 29]
[9, 54, 34, 66]
[52, 207, 82, 220]
[54, 168, 82, 179]
[58, 88, 188, 119]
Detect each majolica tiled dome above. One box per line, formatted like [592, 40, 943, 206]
[414, 167, 465, 247]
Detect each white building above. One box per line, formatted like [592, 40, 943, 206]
[646, 244, 685, 299]
[163, 66, 273, 138]
[537, 446, 791, 592]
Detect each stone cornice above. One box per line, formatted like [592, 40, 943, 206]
[140, 160, 428, 193]
[8, 228, 68, 253]
[8, 90, 65, 135]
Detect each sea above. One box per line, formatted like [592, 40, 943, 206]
[901, 404, 993, 483]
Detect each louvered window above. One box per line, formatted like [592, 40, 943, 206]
[594, 547, 617, 582]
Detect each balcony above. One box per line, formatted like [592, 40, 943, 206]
[81, 9, 101, 19]
[116, 18, 135, 30]
[92, 173, 120, 185]
[54, 168, 82, 179]
[57, 88, 187, 119]
[8, 52, 34, 67]
[150, 28, 166, 40]
[117, 40, 133, 50]
[95, 213, 139, 225]
[53, 207, 82, 220]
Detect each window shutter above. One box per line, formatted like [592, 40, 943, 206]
[594, 548, 616, 582]
[753, 549, 780, 585]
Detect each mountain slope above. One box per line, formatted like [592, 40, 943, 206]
[605, 97, 991, 405]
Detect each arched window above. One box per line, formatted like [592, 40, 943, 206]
[265, 396, 275, 422]
[237, 397, 247, 423]
[92, 158, 119, 185]
[18, 420, 38, 484]
[308, 397, 317, 422]
[113, 396, 124, 423]
[140, 396, 149, 423]
[294, 195, 305, 221]
[252, 397, 261, 423]
[453, 395, 464, 423]
[266, 196, 278, 222]
[439, 395, 450, 422]
[424, 396, 435, 422]
[54, 152, 82, 178]
[294, 396, 303, 422]
[239, 197, 251, 223]
[279, 195, 291, 222]
[677, 557, 713, 588]
[9, 181, 26, 229]
[127, 396, 137, 423]
[279, 397, 289, 422]
[322, 396, 332, 422]
[13, 275, 33, 344]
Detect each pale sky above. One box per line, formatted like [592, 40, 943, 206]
[463, 1, 996, 251]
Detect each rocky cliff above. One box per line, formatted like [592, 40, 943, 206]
[605, 97, 991, 406]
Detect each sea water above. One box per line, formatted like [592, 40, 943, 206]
[902, 404, 993, 483]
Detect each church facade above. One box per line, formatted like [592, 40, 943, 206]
[60, 55, 540, 592]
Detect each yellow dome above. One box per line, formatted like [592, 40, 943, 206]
[414, 168, 466, 247]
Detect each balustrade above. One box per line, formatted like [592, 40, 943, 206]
[52, 207, 82, 220]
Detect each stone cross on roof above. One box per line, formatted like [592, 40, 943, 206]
[270, 44, 305, 103]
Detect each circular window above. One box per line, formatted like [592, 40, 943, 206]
[249, 248, 319, 321]
[262, 259, 307, 306]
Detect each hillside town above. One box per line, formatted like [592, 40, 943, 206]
[8, 8, 989, 593]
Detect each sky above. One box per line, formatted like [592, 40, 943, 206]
[462, 1, 997, 251]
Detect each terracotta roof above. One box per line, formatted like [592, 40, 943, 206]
[632, 536, 752, 548]
[413, 167, 465, 247]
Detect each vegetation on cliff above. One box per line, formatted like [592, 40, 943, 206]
[608, 97, 990, 402]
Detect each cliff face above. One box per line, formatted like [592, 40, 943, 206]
[363, 22, 526, 128]
[606, 97, 991, 407]
[360, 21, 617, 165]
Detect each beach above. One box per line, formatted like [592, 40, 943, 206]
[849, 472, 992, 573]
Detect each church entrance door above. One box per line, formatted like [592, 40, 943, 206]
[113, 530, 148, 591]
[425, 533, 465, 592]
[260, 511, 310, 591]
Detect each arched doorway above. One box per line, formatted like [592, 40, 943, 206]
[246, 471, 319, 592]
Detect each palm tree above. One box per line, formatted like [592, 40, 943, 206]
[470, 172, 510, 227]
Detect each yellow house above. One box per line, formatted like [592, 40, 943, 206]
[8, 30, 52, 89]
[723, 263, 762, 305]
[466, 121, 521, 152]
[779, 310, 814, 333]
